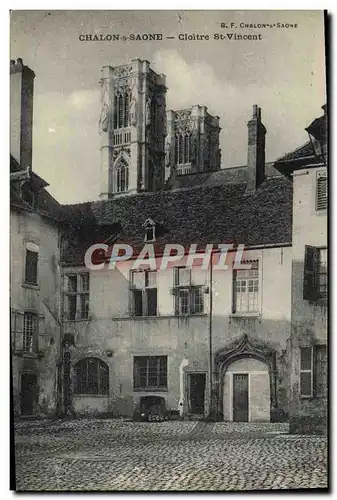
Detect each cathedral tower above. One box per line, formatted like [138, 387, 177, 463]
[99, 59, 167, 198]
[165, 106, 221, 180]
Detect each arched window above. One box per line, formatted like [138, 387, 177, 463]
[175, 134, 192, 165]
[115, 157, 129, 193]
[114, 90, 131, 129]
[74, 358, 109, 395]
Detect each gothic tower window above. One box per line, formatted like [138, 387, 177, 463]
[114, 90, 131, 129]
[114, 157, 129, 193]
[175, 133, 192, 171]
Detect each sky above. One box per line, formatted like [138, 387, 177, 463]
[10, 10, 326, 204]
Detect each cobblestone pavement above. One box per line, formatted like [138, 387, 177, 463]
[13, 419, 328, 491]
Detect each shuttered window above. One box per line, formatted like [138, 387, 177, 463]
[316, 171, 327, 211]
[303, 246, 327, 301]
[314, 345, 327, 397]
[300, 347, 313, 397]
[25, 243, 39, 285]
[300, 345, 327, 398]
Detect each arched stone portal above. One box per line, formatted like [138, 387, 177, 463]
[214, 334, 278, 422]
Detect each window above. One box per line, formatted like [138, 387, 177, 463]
[115, 157, 129, 193]
[174, 267, 204, 315]
[23, 312, 38, 353]
[74, 358, 109, 395]
[24, 243, 38, 285]
[114, 91, 131, 129]
[303, 246, 327, 301]
[134, 356, 167, 390]
[316, 171, 327, 211]
[233, 261, 259, 314]
[130, 270, 157, 317]
[300, 346, 313, 397]
[143, 218, 156, 242]
[65, 273, 90, 320]
[314, 345, 327, 397]
[175, 133, 192, 172]
[300, 345, 327, 397]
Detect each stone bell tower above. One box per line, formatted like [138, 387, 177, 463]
[99, 59, 167, 198]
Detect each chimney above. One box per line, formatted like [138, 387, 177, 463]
[10, 58, 35, 168]
[246, 104, 266, 193]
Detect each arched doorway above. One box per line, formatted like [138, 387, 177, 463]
[223, 357, 270, 422]
[215, 334, 277, 422]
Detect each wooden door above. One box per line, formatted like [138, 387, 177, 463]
[188, 373, 206, 414]
[20, 373, 37, 415]
[233, 374, 249, 422]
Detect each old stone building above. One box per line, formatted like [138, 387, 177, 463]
[275, 105, 328, 433]
[59, 59, 294, 422]
[10, 58, 327, 429]
[10, 59, 64, 417]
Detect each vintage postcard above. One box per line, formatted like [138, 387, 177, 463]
[10, 10, 328, 492]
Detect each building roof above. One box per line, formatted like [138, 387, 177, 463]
[10, 155, 64, 222]
[62, 175, 292, 265]
[166, 162, 281, 190]
[275, 141, 315, 163]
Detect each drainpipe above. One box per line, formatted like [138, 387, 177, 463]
[208, 253, 214, 419]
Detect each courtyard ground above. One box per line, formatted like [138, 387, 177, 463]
[13, 419, 328, 492]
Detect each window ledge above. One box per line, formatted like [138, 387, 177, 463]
[133, 387, 168, 393]
[73, 394, 109, 398]
[64, 318, 91, 323]
[22, 282, 39, 290]
[14, 351, 40, 359]
[110, 314, 207, 321]
[229, 313, 261, 318]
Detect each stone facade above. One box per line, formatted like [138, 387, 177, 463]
[275, 106, 328, 434]
[10, 207, 61, 416]
[62, 246, 292, 420]
[10, 58, 62, 418]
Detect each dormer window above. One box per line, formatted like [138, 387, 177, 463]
[143, 218, 156, 242]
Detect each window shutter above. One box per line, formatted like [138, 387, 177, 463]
[174, 267, 179, 287]
[303, 246, 320, 301]
[316, 173, 327, 211]
[38, 315, 46, 352]
[15, 311, 24, 352]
